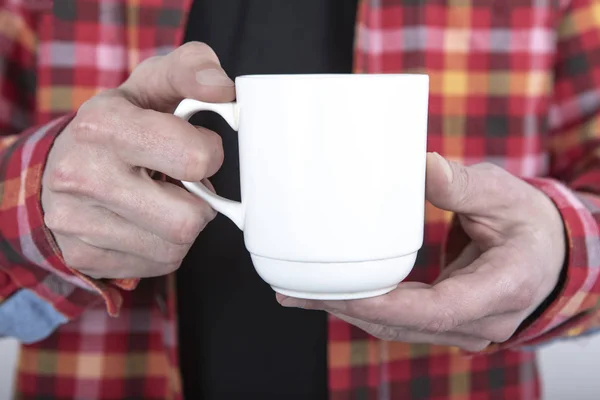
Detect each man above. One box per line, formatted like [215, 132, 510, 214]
[0, 0, 598, 399]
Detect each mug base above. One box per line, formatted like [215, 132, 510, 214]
[272, 285, 398, 300]
[251, 252, 417, 300]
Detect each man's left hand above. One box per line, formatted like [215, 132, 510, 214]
[277, 152, 566, 352]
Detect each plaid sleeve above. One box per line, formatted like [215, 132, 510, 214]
[0, 117, 134, 320]
[0, 6, 134, 338]
[481, 0, 600, 350]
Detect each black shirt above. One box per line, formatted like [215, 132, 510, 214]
[177, 1, 358, 399]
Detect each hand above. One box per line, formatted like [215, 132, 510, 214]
[42, 42, 234, 279]
[278, 153, 566, 351]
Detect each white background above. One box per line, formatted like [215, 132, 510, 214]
[1, 336, 599, 399]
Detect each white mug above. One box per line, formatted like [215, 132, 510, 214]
[175, 74, 429, 300]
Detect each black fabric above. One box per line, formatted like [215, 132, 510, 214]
[176, 1, 358, 399]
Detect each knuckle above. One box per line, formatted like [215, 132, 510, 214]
[456, 162, 500, 205]
[181, 148, 210, 180]
[181, 131, 224, 179]
[164, 43, 223, 102]
[156, 243, 188, 265]
[121, 57, 161, 101]
[500, 274, 536, 311]
[170, 213, 206, 245]
[198, 131, 225, 178]
[48, 160, 106, 199]
[69, 114, 98, 144]
[46, 159, 81, 193]
[176, 41, 219, 64]
[473, 162, 524, 205]
[208, 131, 225, 166]
[509, 285, 536, 311]
[73, 95, 127, 144]
[127, 56, 161, 83]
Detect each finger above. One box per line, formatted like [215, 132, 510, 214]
[112, 108, 224, 181]
[120, 42, 235, 112]
[55, 234, 180, 279]
[330, 312, 491, 352]
[44, 195, 191, 264]
[450, 312, 524, 343]
[425, 152, 528, 218]
[75, 95, 225, 182]
[93, 177, 217, 245]
[280, 255, 521, 333]
[47, 152, 218, 246]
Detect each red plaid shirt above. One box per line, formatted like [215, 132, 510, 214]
[1, 0, 599, 399]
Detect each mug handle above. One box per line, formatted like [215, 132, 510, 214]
[174, 98, 244, 230]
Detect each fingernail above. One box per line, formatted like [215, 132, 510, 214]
[195, 68, 234, 87]
[432, 152, 453, 182]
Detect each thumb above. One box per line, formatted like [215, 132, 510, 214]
[425, 152, 513, 215]
[119, 42, 235, 112]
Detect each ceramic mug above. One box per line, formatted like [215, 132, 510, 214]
[175, 74, 429, 300]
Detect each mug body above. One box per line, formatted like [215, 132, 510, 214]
[235, 74, 429, 299]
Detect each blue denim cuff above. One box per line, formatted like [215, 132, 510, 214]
[0, 289, 67, 343]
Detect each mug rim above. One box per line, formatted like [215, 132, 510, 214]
[235, 73, 429, 81]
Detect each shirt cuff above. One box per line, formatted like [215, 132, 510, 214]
[483, 177, 600, 350]
[0, 114, 137, 321]
[0, 287, 68, 343]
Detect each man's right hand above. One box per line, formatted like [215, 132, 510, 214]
[41, 42, 234, 279]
